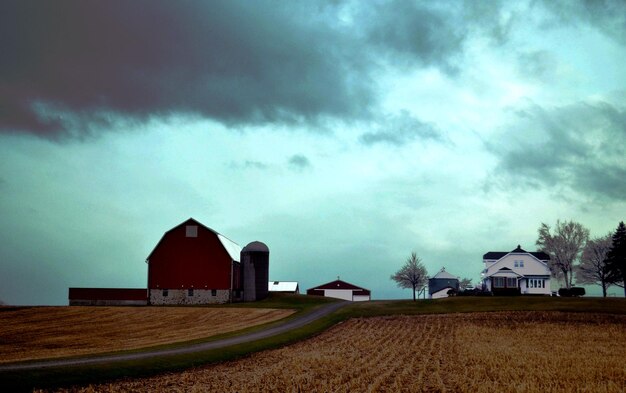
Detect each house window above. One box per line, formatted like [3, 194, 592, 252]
[506, 277, 517, 288]
[519, 260, 524, 268]
[514, 261, 519, 268]
[188, 288, 194, 296]
[211, 289, 217, 296]
[163, 289, 168, 297]
[186, 225, 198, 237]
[529, 279, 544, 289]
[493, 277, 505, 288]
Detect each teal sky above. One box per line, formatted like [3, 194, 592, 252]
[1, 1, 625, 305]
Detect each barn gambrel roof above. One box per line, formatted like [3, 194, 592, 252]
[146, 218, 242, 262]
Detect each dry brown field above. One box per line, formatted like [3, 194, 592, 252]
[0, 306, 293, 363]
[63, 311, 626, 393]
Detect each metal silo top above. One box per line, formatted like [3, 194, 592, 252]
[242, 241, 269, 253]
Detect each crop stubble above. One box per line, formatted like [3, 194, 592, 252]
[0, 306, 293, 363]
[66, 311, 626, 393]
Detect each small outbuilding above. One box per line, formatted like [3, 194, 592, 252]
[307, 279, 371, 301]
[428, 268, 460, 299]
[68, 288, 147, 306]
[268, 281, 300, 294]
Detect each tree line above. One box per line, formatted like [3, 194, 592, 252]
[391, 220, 626, 299]
[537, 220, 625, 297]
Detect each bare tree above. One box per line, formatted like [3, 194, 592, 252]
[576, 234, 613, 297]
[391, 252, 428, 301]
[536, 220, 589, 289]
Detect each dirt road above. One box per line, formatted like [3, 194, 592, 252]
[0, 301, 348, 372]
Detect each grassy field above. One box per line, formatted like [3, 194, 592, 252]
[59, 311, 626, 392]
[0, 306, 293, 363]
[3, 295, 626, 392]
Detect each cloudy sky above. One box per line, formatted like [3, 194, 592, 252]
[1, 0, 625, 305]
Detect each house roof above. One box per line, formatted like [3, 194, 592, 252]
[487, 267, 523, 278]
[146, 218, 242, 262]
[432, 268, 458, 280]
[268, 281, 298, 292]
[483, 245, 550, 261]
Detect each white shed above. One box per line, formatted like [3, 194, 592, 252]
[268, 281, 300, 294]
[306, 279, 371, 301]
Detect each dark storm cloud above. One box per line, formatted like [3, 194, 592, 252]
[288, 154, 311, 171]
[360, 111, 443, 147]
[359, 0, 466, 73]
[487, 101, 626, 201]
[0, 0, 371, 138]
[0, 0, 470, 139]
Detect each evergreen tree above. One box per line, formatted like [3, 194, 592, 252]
[606, 221, 626, 297]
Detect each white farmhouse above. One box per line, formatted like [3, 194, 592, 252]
[481, 245, 552, 295]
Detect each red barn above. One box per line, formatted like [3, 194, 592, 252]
[147, 218, 242, 304]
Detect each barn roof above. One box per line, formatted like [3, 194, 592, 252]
[146, 218, 242, 262]
[483, 245, 550, 261]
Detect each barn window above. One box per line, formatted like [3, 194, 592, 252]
[211, 289, 217, 296]
[163, 289, 168, 297]
[188, 288, 194, 296]
[186, 225, 198, 237]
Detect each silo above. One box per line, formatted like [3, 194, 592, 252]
[241, 241, 270, 302]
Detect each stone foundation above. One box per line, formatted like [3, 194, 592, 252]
[149, 289, 231, 305]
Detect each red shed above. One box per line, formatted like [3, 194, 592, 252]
[68, 288, 147, 306]
[147, 218, 242, 304]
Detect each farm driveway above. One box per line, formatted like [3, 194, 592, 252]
[0, 301, 348, 372]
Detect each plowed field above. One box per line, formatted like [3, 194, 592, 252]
[65, 312, 626, 392]
[0, 306, 293, 363]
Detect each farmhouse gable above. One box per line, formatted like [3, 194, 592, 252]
[481, 245, 551, 295]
